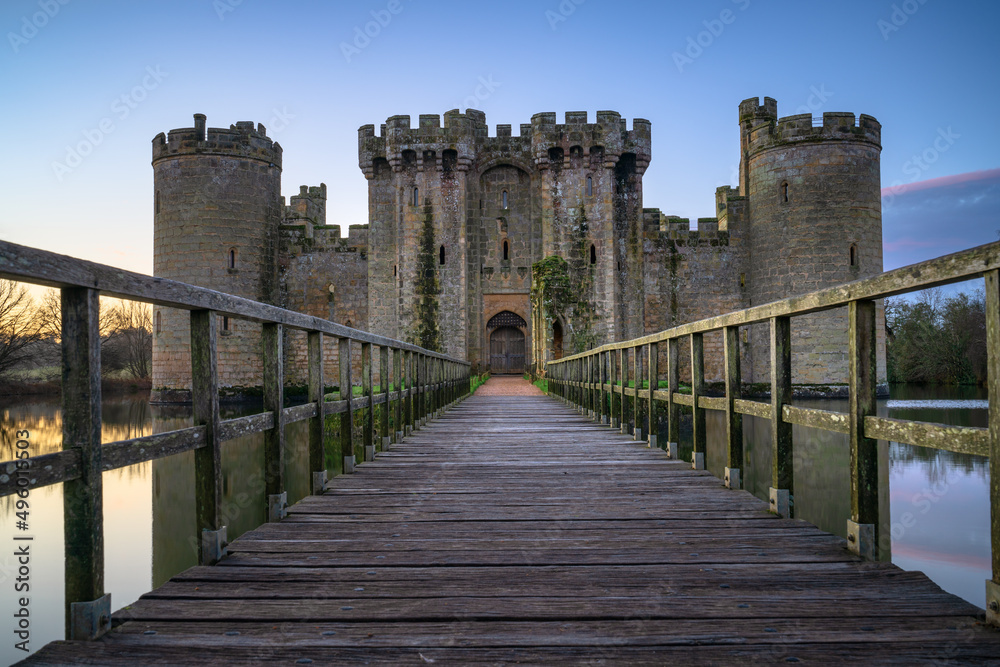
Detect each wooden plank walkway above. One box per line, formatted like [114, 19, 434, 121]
[23, 383, 1000, 665]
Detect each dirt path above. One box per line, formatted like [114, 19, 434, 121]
[474, 374, 544, 396]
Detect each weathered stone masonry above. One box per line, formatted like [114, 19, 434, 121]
[151, 96, 885, 401]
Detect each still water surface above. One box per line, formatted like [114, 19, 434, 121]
[0, 385, 991, 664]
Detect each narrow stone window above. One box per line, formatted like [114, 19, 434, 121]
[155, 191, 160, 214]
[155, 310, 161, 335]
[413, 187, 419, 206]
[222, 316, 230, 332]
[393, 264, 397, 276]
[503, 240, 509, 261]
[590, 244, 597, 265]
[439, 245, 446, 265]
[502, 190, 508, 210]
[850, 243, 859, 267]
[780, 182, 789, 203]
[739, 273, 746, 288]
[228, 248, 236, 269]
[586, 177, 593, 197]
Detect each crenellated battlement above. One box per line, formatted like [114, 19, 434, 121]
[284, 183, 327, 226]
[152, 114, 283, 168]
[642, 209, 729, 245]
[741, 98, 881, 156]
[359, 110, 652, 177]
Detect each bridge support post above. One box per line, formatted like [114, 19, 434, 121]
[263, 323, 287, 520]
[340, 337, 356, 473]
[667, 337, 679, 459]
[848, 300, 878, 558]
[191, 310, 226, 565]
[986, 269, 1000, 624]
[724, 326, 743, 489]
[362, 342, 375, 462]
[648, 342, 658, 448]
[691, 334, 706, 470]
[308, 332, 327, 494]
[610, 349, 619, 429]
[633, 346, 643, 440]
[394, 348, 403, 443]
[619, 348, 628, 433]
[405, 350, 413, 436]
[61, 287, 110, 640]
[599, 351, 608, 424]
[380, 346, 390, 451]
[769, 317, 793, 518]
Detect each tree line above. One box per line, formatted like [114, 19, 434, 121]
[885, 288, 987, 385]
[0, 279, 152, 382]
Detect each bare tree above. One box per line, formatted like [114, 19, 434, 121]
[0, 280, 43, 378]
[107, 300, 152, 379]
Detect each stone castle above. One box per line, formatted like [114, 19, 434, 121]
[151, 97, 885, 402]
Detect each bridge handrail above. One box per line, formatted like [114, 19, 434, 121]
[544, 239, 1000, 623]
[0, 238, 472, 640]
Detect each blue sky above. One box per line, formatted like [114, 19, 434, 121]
[0, 0, 997, 276]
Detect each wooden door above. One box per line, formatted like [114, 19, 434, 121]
[490, 326, 525, 374]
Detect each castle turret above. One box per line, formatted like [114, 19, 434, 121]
[151, 114, 283, 402]
[740, 97, 884, 384]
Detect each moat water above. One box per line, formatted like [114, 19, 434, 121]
[0, 385, 991, 663]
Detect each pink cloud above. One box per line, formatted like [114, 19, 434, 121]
[881, 167, 1000, 198]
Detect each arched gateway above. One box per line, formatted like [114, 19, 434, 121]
[488, 311, 527, 374]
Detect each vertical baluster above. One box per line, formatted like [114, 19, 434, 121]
[405, 350, 414, 434]
[599, 351, 607, 424]
[362, 342, 374, 462]
[379, 346, 390, 451]
[339, 337, 356, 473]
[987, 269, 1000, 625]
[770, 316, 793, 517]
[723, 326, 743, 489]
[192, 311, 225, 562]
[667, 337, 679, 459]
[62, 287, 109, 640]
[394, 348, 403, 442]
[633, 346, 642, 440]
[308, 331, 327, 494]
[263, 323, 286, 521]
[848, 299, 878, 559]
[610, 350, 619, 429]
[619, 348, 627, 432]
[691, 333, 706, 470]
[648, 342, 658, 448]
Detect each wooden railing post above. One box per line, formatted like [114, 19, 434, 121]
[667, 337, 679, 459]
[610, 350, 619, 428]
[394, 348, 403, 442]
[61, 287, 110, 640]
[362, 342, 374, 462]
[848, 299, 878, 559]
[770, 316, 793, 517]
[691, 333, 706, 470]
[586, 354, 593, 418]
[630, 345, 643, 440]
[405, 350, 414, 435]
[986, 269, 1000, 625]
[647, 342, 658, 448]
[308, 331, 327, 494]
[339, 337, 356, 473]
[724, 326, 743, 489]
[379, 346, 390, 450]
[191, 311, 225, 563]
[599, 351, 607, 424]
[262, 323, 286, 521]
[619, 348, 627, 432]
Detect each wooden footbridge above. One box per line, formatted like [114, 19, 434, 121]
[3, 238, 1000, 664]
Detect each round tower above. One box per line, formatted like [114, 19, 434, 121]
[151, 114, 283, 402]
[740, 97, 884, 385]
